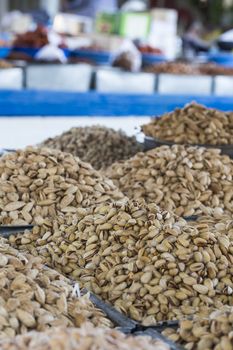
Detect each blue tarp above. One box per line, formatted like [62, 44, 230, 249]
[0, 90, 233, 116]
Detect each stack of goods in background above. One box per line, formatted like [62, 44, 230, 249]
[2, 5, 233, 96]
[145, 61, 233, 76]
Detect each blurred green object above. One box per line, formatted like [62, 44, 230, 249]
[96, 11, 151, 39]
[96, 13, 119, 34]
[208, 0, 223, 26]
[119, 12, 151, 39]
[189, 0, 225, 26]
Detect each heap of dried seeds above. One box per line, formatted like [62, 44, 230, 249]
[105, 145, 233, 216]
[142, 103, 233, 145]
[10, 200, 233, 325]
[0, 324, 169, 350]
[0, 147, 124, 225]
[191, 213, 233, 238]
[41, 126, 142, 170]
[163, 307, 233, 350]
[145, 62, 200, 75]
[0, 240, 112, 339]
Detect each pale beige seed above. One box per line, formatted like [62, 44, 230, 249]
[4, 202, 25, 211]
[141, 272, 152, 284]
[16, 309, 36, 328]
[0, 254, 8, 267]
[183, 277, 196, 286]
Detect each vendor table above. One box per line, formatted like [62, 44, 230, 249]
[1, 90, 233, 116]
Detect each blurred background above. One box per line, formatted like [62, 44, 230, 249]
[1, 0, 233, 149]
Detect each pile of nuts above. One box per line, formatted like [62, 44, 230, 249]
[0, 147, 124, 225]
[0, 324, 169, 350]
[112, 52, 136, 71]
[41, 126, 142, 170]
[199, 63, 233, 76]
[138, 45, 163, 55]
[142, 103, 233, 145]
[145, 62, 200, 75]
[10, 200, 233, 325]
[105, 145, 233, 216]
[191, 212, 233, 238]
[145, 62, 233, 76]
[0, 60, 13, 69]
[0, 239, 112, 339]
[163, 307, 233, 350]
[13, 26, 49, 49]
[1, 110, 233, 348]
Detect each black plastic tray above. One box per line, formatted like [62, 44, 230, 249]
[88, 291, 137, 330]
[0, 225, 34, 238]
[144, 136, 233, 158]
[183, 215, 198, 222]
[0, 148, 16, 156]
[87, 290, 185, 350]
[148, 320, 179, 332]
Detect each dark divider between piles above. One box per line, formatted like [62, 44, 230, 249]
[144, 136, 233, 158]
[0, 225, 34, 238]
[86, 290, 185, 350]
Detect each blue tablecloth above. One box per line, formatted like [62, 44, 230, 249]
[0, 90, 233, 116]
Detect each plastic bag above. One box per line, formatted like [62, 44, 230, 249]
[112, 39, 142, 72]
[35, 44, 67, 63]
